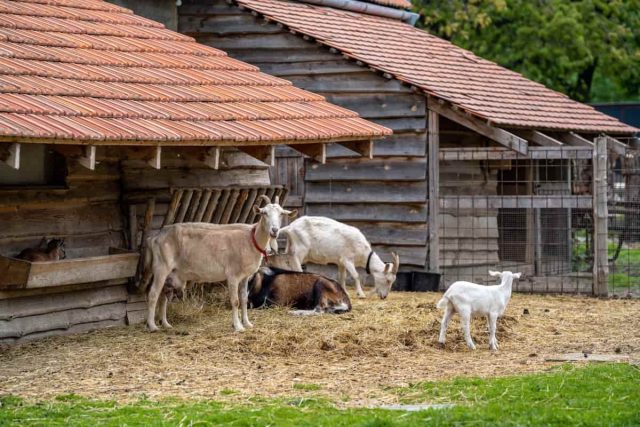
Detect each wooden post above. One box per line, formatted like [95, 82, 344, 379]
[428, 109, 440, 272]
[78, 145, 96, 170]
[135, 198, 155, 287]
[593, 136, 609, 296]
[128, 204, 138, 250]
[0, 143, 20, 169]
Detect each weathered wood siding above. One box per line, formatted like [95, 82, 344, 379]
[180, 1, 429, 268]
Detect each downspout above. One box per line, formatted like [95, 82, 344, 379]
[297, 0, 420, 26]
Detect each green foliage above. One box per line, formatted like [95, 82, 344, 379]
[413, 0, 640, 103]
[1, 364, 639, 426]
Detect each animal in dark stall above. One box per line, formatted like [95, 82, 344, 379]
[248, 267, 352, 315]
[16, 238, 66, 262]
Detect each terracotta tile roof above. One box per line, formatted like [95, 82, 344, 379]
[363, 0, 412, 9]
[237, 0, 638, 135]
[0, 0, 390, 145]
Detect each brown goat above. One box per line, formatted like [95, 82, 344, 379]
[248, 267, 351, 315]
[16, 238, 66, 262]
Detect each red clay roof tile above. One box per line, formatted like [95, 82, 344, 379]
[0, 0, 389, 145]
[237, 0, 637, 135]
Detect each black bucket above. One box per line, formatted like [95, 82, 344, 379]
[411, 272, 441, 292]
[392, 272, 413, 292]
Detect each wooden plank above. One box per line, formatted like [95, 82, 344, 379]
[237, 145, 274, 166]
[126, 309, 146, 326]
[248, 188, 267, 223]
[220, 189, 240, 224]
[202, 189, 222, 223]
[337, 140, 373, 159]
[229, 189, 249, 223]
[257, 60, 365, 77]
[305, 181, 427, 203]
[194, 190, 212, 222]
[439, 146, 593, 160]
[514, 129, 563, 146]
[163, 189, 183, 226]
[348, 222, 427, 245]
[428, 98, 528, 155]
[185, 190, 203, 222]
[0, 142, 20, 169]
[323, 93, 426, 119]
[0, 301, 126, 339]
[428, 110, 440, 273]
[288, 143, 326, 164]
[560, 132, 594, 147]
[0, 285, 127, 320]
[175, 190, 193, 223]
[0, 252, 139, 289]
[440, 195, 592, 209]
[1, 317, 127, 345]
[593, 136, 608, 296]
[604, 135, 628, 157]
[327, 131, 425, 158]
[306, 159, 426, 181]
[183, 14, 282, 36]
[128, 204, 138, 250]
[238, 188, 258, 223]
[121, 167, 269, 191]
[0, 279, 127, 301]
[305, 203, 427, 223]
[212, 189, 231, 224]
[78, 145, 96, 170]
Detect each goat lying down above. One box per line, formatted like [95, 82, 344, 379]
[248, 267, 351, 315]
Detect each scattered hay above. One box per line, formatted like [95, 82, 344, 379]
[0, 290, 639, 407]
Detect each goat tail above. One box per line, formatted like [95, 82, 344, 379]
[436, 296, 449, 310]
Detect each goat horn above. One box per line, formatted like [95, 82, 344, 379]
[274, 195, 280, 205]
[391, 252, 400, 274]
[257, 195, 271, 205]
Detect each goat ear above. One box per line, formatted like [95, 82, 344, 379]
[253, 205, 262, 215]
[513, 272, 522, 279]
[488, 270, 501, 277]
[286, 209, 298, 219]
[384, 263, 392, 274]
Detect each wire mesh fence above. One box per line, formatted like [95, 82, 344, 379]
[607, 146, 640, 297]
[438, 146, 597, 294]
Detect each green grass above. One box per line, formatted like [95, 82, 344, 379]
[1, 364, 638, 426]
[293, 383, 322, 391]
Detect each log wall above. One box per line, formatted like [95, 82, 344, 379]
[180, 0, 429, 269]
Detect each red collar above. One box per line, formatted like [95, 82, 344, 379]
[251, 226, 269, 261]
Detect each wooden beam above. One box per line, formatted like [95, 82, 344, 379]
[604, 135, 628, 157]
[0, 143, 20, 169]
[593, 136, 608, 296]
[288, 143, 326, 164]
[338, 140, 373, 159]
[428, 98, 528, 155]
[147, 146, 161, 169]
[78, 145, 96, 170]
[560, 132, 593, 147]
[514, 129, 563, 146]
[440, 195, 592, 209]
[428, 110, 440, 273]
[237, 145, 274, 166]
[439, 146, 593, 160]
[177, 147, 221, 169]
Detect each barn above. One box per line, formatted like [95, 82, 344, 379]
[173, 0, 639, 294]
[0, 0, 389, 344]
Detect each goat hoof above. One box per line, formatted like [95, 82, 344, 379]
[147, 324, 159, 333]
[243, 321, 254, 329]
[437, 341, 445, 349]
[234, 325, 246, 332]
[357, 293, 367, 299]
[468, 343, 476, 350]
[162, 322, 173, 329]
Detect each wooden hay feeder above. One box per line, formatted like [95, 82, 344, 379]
[0, 248, 139, 290]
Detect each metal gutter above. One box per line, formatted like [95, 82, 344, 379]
[297, 0, 419, 26]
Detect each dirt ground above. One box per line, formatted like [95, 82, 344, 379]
[1, 291, 639, 407]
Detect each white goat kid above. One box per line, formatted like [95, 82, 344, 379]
[436, 270, 521, 351]
[144, 195, 296, 332]
[273, 216, 399, 299]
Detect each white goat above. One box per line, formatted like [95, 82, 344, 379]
[271, 216, 399, 299]
[143, 195, 296, 332]
[436, 270, 521, 351]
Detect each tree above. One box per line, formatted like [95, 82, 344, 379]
[413, 0, 640, 103]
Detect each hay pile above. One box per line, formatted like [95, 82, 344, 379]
[1, 289, 639, 406]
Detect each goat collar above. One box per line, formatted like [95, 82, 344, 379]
[365, 251, 375, 275]
[251, 226, 269, 261]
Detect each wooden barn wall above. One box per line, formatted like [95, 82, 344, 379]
[438, 118, 500, 275]
[0, 148, 127, 345]
[0, 145, 268, 345]
[179, 1, 429, 269]
[122, 149, 270, 246]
